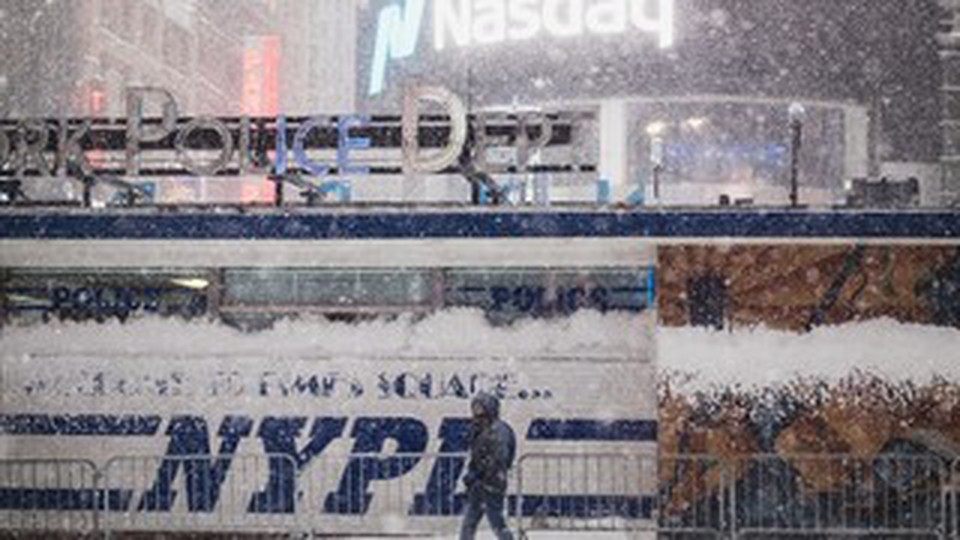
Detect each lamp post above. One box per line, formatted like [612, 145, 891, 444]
[646, 121, 667, 204]
[788, 102, 806, 208]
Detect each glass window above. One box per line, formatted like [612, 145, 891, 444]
[0, 269, 210, 325]
[222, 269, 433, 310]
[1, 266, 653, 328]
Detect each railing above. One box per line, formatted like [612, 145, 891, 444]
[659, 454, 729, 537]
[294, 452, 471, 536]
[674, 453, 955, 539]
[0, 452, 958, 538]
[520, 452, 955, 539]
[101, 452, 473, 537]
[515, 452, 658, 536]
[949, 459, 960, 538]
[0, 459, 100, 536]
[100, 454, 300, 537]
[733, 454, 948, 538]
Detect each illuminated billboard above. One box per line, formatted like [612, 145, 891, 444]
[368, 0, 675, 95]
[356, 0, 940, 165]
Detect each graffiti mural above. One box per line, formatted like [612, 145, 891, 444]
[659, 245, 960, 332]
[657, 245, 960, 528]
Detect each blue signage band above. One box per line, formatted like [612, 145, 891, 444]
[1, 211, 960, 240]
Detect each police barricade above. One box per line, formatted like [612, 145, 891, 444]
[100, 453, 299, 537]
[294, 452, 472, 536]
[658, 454, 730, 538]
[0, 459, 100, 537]
[514, 452, 659, 538]
[7, 452, 955, 537]
[732, 453, 949, 538]
[949, 459, 960, 539]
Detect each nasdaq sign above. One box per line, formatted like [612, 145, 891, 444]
[369, 0, 676, 95]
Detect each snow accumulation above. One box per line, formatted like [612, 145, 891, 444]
[660, 318, 960, 390]
[3, 311, 959, 391]
[0, 309, 653, 360]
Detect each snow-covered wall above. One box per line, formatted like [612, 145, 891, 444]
[0, 310, 657, 534]
[658, 244, 960, 462]
[5, 237, 960, 533]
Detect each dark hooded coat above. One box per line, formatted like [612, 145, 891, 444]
[465, 392, 517, 494]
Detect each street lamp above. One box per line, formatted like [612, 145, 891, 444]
[646, 122, 667, 203]
[788, 102, 806, 208]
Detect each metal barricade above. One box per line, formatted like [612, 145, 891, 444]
[948, 459, 960, 539]
[1, 451, 954, 538]
[100, 451, 471, 537]
[515, 453, 953, 538]
[0, 459, 100, 536]
[100, 453, 299, 537]
[515, 452, 658, 538]
[295, 452, 468, 536]
[733, 453, 948, 538]
[659, 454, 729, 538]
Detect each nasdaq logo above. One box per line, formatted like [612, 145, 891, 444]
[369, 0, 427, 96]
[369, 0, 675, 96]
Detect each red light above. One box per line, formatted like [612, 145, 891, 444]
[90, 88, 107, 115]
[261, 36, 280, 116]
[241, 36, 282, 203]
[242, 36, 281, 117]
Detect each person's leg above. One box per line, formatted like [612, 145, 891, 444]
[459, 487, 484, 540]
[483, 490, 514, 540]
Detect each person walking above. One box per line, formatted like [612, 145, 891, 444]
[460, 392, 517, 540]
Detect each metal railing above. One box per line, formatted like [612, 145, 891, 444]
[515, 452, 659, 536]
[659, 454, 729, 537]
[519, 453, 955, 539]
[102, 452, 473, 537]
[295, 452, 469, 536]
[949, 459, 960, 539]
[0, 459, 100, 536]
[0, 452, 957, 538]
[100, 454, 299, 537]
[733, 454, 948, 538]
